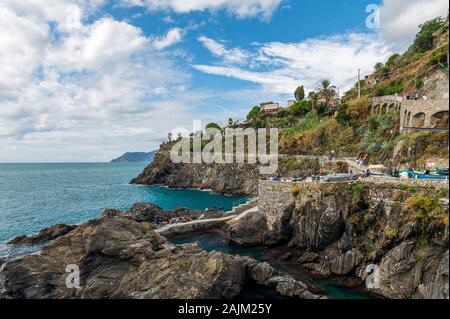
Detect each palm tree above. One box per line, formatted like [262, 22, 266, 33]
[316, 79, 337, 108]
[308, 91, 319, 113]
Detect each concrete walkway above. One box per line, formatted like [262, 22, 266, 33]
[156, 204, 258, 237]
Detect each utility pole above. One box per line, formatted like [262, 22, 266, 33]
[357, 68, 361, 99]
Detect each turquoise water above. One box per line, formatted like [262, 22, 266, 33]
[0, 163, 245, 253]
[170, 231, 376, 300]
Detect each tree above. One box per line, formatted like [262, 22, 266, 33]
[246, 106, 261, 122]
[228, 118, 234, 127]
[308, 91, 319, 113]
[413, 17, 444, 52]
[167, 132, 173, 143]
[294, 86, 305, 101]
[289, 100, 311, 117]
[374, 62, 384, 72]
[205, 122, 222, 131]
[316, 79, 337, 108]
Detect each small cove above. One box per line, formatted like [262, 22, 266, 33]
[170, 230, 378, 300]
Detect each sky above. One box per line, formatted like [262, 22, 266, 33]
[0, 0, 448, 162]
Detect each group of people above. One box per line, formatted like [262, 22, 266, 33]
[151, 216, 193, 228]
[396, 92, 428, 100]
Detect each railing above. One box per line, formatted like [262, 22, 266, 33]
[402, 127, 449, 132]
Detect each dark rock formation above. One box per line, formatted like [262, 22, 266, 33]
[102, 203, 223, 222]
[0, 216, 323, 299]
[228, 211, 268, 246]
[7, 224, 76, 245]
[131, 144, 322, 195]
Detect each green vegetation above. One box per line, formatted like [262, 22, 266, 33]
[406, 194, 448, 244]
[179, 259, 190, 268]
[360, 113, 400, 155]
[290, 100, 311, 117]
[349, 183, 369, 208]
[427, 44, 449, 67]
[413, 17, 445, 52]
[294, 86, 305, 101]
[363, 240, 375, 253]
[205, 122, 222, 131]
[374, 80, 404, 96]
[385, 227, 397, 240]
[291, 184, 301, 197]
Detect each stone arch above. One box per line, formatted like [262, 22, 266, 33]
[373, 104, 380, 114]
[403, 110, 408, 126]
[406, 112, 411, 127]
[381, 103, 388, 114]
[411, 112, 426, 128]
[388, 103, 396, 113]
[430, 111, 449, 128]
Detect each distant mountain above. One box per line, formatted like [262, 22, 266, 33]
[111, 151, 157, 163]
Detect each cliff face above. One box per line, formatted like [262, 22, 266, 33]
[230, 179, 449, 299]
[131, 144, 321, 195]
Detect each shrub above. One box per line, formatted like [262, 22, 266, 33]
[290, 100, 311, 117]
[413, 18, 444, 52]
[291, 184, 301, 197]
[427, 44, 449, 66]
[385, 227, 397, 239]
[406, 194, 448, 244]
[364, 240, 375, 253]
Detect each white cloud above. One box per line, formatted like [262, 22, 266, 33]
[0, 0, 199, 162]
[198, 36, 251, 65]
[194, 33, 393, 96]
[379, 0, 449, 51]
[153, 27, 183, 50]
[120, 0, 283, 19]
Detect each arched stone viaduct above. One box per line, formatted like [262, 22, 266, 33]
[370, 96, 449, 132]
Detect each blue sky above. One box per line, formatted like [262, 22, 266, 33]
[0, 0, 448, 162]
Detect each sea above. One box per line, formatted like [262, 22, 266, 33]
[0, 162, 246, 258]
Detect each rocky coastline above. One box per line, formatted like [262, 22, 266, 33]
[0, 203, 324, 299]
[130, 144, 322, 195]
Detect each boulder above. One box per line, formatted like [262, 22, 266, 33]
[228, 211, 267, 246]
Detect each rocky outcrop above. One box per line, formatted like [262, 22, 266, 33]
[131, 144, 321, 195]
[228, 211, 268, 246]
[238, 180, 449, 299]
[7, 224, 76, 245]
[102, 203, 223, 223]
[0, 213, 323, 299]
[6, 203, 223, 247]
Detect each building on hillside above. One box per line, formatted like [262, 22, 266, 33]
[287, 100, 296, 108]
[317, 96, 340, 107]
[260, 101, 283, 114]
